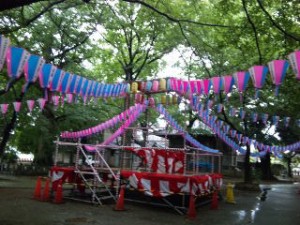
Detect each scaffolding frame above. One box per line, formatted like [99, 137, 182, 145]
[52, 95, 223, 213]
[112, 126, 222, 214]
[53, 140, 120, 205]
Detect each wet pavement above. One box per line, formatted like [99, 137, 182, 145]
[0, 175, 300, 225]
[202, 182, 300, 225]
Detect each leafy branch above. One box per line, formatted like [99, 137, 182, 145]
[256, 0, 300, 42]
[122, 0, 238, 29]
[242, 0, 262, 64]
[1, 0, 65, 34]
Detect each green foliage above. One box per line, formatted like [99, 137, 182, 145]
[0, 0, 299, 166]
[91, 1, 181, 82]
[1, 149, 18, 164]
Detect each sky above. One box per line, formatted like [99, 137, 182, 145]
[17, 152, 34, 161]
[157, 50, 184, 78]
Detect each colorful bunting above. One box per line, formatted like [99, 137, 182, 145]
[5, 47, 30, 91]
[193, 103, 300, 155]
[200, 79, 211, 96]
[50, 69, 65, 92]
[249, 65, 268, 99]
[283, 117, 290, 127]
[268, 60, 289, 96]
[6, 47, 30, 79]
[229, 107, 236, 117]
[0, 35, 10, 70]
[26, 100, 35, 112]
[239, 108, 246, 119]
[2, 38, 300, 155]
[230, 130, 237, 138]
[13, 102, 21, 112]
[23, 54, 45, 92]
[52, 95, 60, 106]
[251, 112, 258, 123]
[211, 76, 222, 99]
[0, 103, 9, 115]
[222, 75, 234, 100]
[272, 115, 280, 127]
[61, 72, 72, 94]
[216, 104, 223, 113]
[261, 113, 269, 125]
[39, 63, 57, 89]
[288, 50, 300, 80]
[66, 93, 73, 103]
[37, 98, 46, 111]
[233, 71, 250, 102]
[155, 104, 219, 153]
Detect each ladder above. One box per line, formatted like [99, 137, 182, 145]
[75, 145, 118, 205]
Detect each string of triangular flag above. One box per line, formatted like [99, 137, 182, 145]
[1, 35, 128, 103]
[0, 93, 84, 115]
[206, 103, 299, 128]
[192, 102, 300, 156]
[60, 103, 147, 139]
[1, 34, 300, 105]
[155, 104, 219, 154]
[181, 94, 300, 129]
[195, 108, 267, 158]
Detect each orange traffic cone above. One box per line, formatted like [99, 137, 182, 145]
[210, 191, 219, 210]
[187, 194, 196, 220]
[42, 178, 50, 202]
[54, 180, 63, 204]
[34, 176, 42, 200]
[114, 186, 125, 211]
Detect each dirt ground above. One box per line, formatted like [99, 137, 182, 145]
[1, 175, 300, 225]
[0, 175, 212, 225]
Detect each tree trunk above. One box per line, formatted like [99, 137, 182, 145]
[34, 136, 53, 166]
[0, 111, 17, 156]
[0, 84, 27, 156]
[260, 152, 273, 180]
[287, 157, 292, 178]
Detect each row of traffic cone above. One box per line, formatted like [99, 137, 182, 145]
[186, 190, 220, 220]
[34, 176, 228, 220]
[113, 185, 221, 220]
[114, 185, 125, 211]
[33, 176, 63, 204]
[33, 176, 50, 201]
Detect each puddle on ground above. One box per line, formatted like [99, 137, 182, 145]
[232, 202, 261, 224]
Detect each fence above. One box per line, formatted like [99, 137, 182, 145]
[0, 163, 50, 176]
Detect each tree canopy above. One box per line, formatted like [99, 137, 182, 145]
[0, 0, 299, 181]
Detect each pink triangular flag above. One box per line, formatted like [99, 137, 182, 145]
[52, 95, 60, 106]
[13, 102, 21, 112]
[83, 96, 88, 104]
[66, 93, 73, 103]
[60, 95, 65, 107]
[0, 35, 10, 70]
[26, 100, 35, 112]
[0, 103, 9, 115]
[37, 98, 46, 110]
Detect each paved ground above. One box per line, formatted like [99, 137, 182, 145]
[0, 175, 299, 225]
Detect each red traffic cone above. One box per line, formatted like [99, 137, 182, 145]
[210, 191, 219, 210]
[187, 194, 196, 220]
[34, 176, 42, 200]
[114, 186, 125, 211]
[54, 180, 63, 204]
[42, 178, 50, 202]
